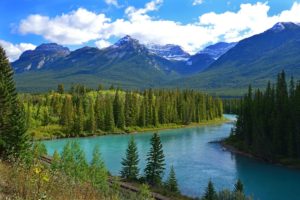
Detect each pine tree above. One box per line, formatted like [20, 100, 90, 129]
[89, 146, 109, 192]
[121, 136, 139, 180]
[42, 107, 50, 126]
[0, 46, 29, 158]
[61, 142, 75, 175]
[51, 150, 61, 171]
[234, 179, 244, 193]
[104, 98, 114, 131]
[87, 98, 96, 134]
[60, 95, 74, 132]
[57, 84, 65, 94]
[6, 102, 31, 157]
[165, 165, 179, 193]
[74, 142, 88, 181]
[113, 90, 125, 129]
[95, 95, 105, 130]
[202, 180, 217, 200]
[73, 100, 84, 136]
[144, 132, 165, 186]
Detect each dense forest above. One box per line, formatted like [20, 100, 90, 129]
[228, 71, 300, 162]
[21, 85, 224, 139]
[222, 98, 241, 114]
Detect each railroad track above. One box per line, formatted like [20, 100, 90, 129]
[40, 155, 171, 200]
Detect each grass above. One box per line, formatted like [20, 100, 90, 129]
[0, 159, 153, 200]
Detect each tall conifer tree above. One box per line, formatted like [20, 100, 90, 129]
[144, 132, 165, 186]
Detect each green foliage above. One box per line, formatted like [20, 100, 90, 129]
[234, 179, 244, 193]
[57, 83, 65, 94]
[32, 142, 47, 158]
[89, 146, 109, 192]
[222, 98, 241, 114]
[121, 136, 139, 180]
[87, 97, 96, 134]
[229, 71, 300, 161]
[19, 88, 223, 139]
[0, 46, 30, 158]
[165, 165, 179, 193]
[51, 150, 61, 171]
[202, 180, 217, 200]
[73, 100, 84, 136]
[114, 89, 125, 129]
[138, 184, 154, 200]
[144, 132, 165, 186]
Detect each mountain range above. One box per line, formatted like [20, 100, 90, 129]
[12, 22, 300, 95]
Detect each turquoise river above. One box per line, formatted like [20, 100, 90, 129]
[43, 114, 300, 200]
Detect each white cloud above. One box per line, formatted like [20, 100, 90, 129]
[95, 39, 111, 49]
[193, 0, 204, 6]
[198, 2, 300, 42]
[125, 0, 163, 21]
[16, 1, 300, 54]
[0, 40, 36, 61]
[105, 0, 119, 7]
[19, 8, 111, 45]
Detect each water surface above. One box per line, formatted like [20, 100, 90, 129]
[43, 114, 300, 200]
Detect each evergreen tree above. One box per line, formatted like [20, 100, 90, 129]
[95, 95, 105, 130]
[234, 179, 244, 193]
[87, 98, 96, 134]
[61, 142, 75, 176]
[231, 71, 300, 160]
[165, 165, 179, 193]
[51, 150, 61, 171]
[42, 107, 50, 126]
[104, 98, 114, 131]
[60, 95, 74, 132]
[144, 132, 165, 186]
[121, 136, 139, 180]
[89, 146, 109, 192]
[97, 84, 104, 91]
[6, 102, 31, 157]
[57, 84, 65, 94]
[202, 180, 217, 200]
[0, 46, 29, 158]
[73, 100, 84, 136]
[72, 142, 88, 181]
[113, 90, 125, 129]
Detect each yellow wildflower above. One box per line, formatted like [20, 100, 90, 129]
[33, 167, 42, 174]
[42, 174, 50, 182]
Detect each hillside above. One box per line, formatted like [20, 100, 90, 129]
[168, 22, 300, 95]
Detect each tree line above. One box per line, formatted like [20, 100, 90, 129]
[229, 71, 300, 161]
[22, 84, 223, 138]
[222, 98, 241, 114]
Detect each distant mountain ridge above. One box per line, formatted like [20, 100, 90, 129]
[168, 22, 300, 95]
[11, 22, 300, 95]
[13, 43, 70, 72]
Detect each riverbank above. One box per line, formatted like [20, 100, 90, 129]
[221, 140, 300, 170]
[32, 117, 230, 140]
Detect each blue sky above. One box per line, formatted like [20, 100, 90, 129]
[0, 0, 300, 61]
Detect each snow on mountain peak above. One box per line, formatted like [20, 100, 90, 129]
[146, 44, 190, 61]
[271, 22, 300, 32]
